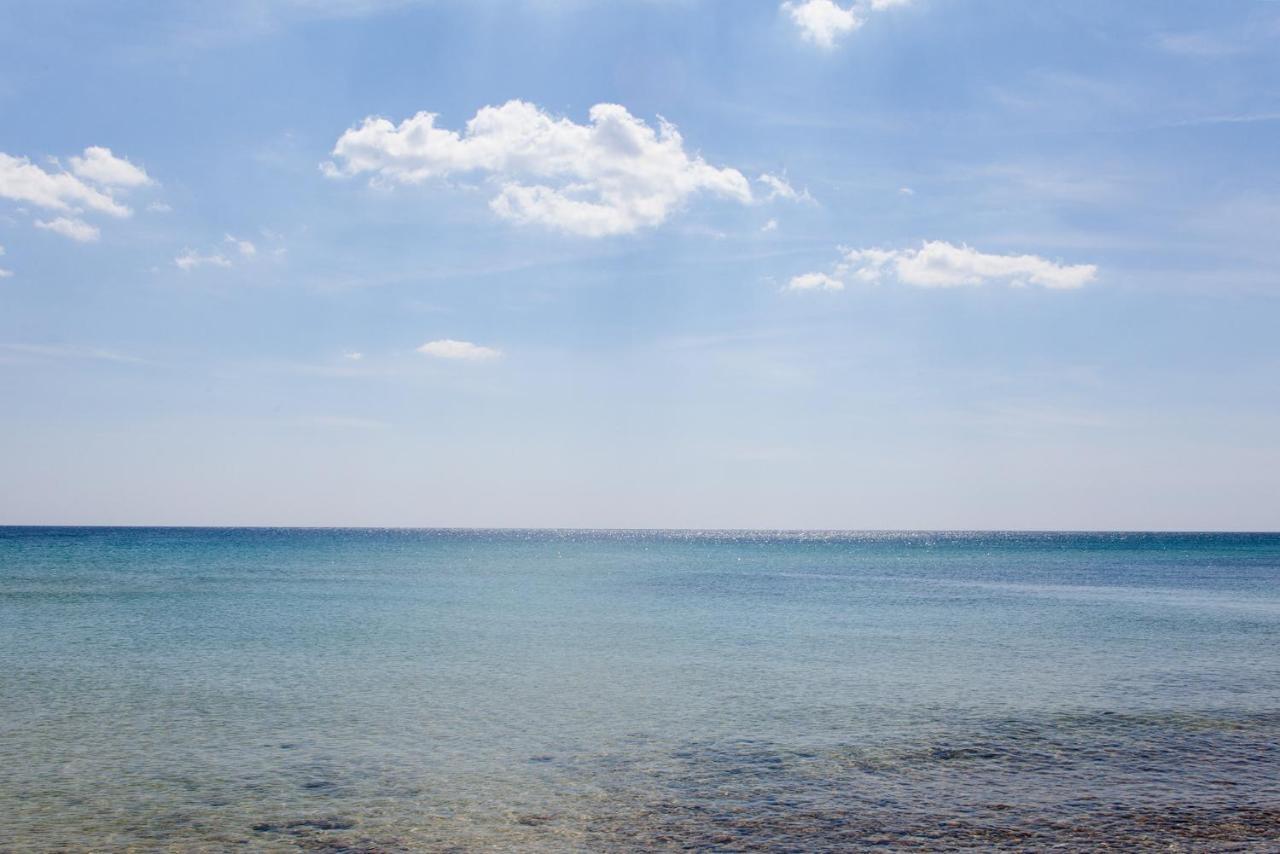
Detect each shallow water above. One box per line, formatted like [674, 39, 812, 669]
[2, 528, 1278, 851]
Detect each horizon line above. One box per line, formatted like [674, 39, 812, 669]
[1, 525, 1278, 535]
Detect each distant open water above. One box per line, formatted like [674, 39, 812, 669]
[2, 528, 1278, 851]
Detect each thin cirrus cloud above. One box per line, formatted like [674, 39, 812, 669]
[417, 339, 502, 361]
[324, 100, 766, 237]
[782, 0, 911, 49]
[0, 245, 11, 278]
[789, 241, 1098, 291]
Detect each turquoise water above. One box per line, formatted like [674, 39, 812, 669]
[2, 528, 1278, 850]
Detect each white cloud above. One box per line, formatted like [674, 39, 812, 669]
[761, 218, 779, 233]
[783, 0, 910, 49]
[176, 232, 270, 271]
[417, 339, 502, 361]
[35, 216, 100, 243]
[0, 245, 9, 279]
[1, 146, 157, 248]
[795, 240, 1098, 291]
[69, 146, 153, 188]
[344, 351, 364, 360]
[225, 234, 257, 256]
[147, 201, 173, 213]
[783, 0, 861, 48]
[787, 271, 844, 291]
[757, 173, 812, 203]
[175, 249, 233, 271]
[0, 151, 131, 218]
[325, 100, 754, 237]
[898, 186, 914, 195]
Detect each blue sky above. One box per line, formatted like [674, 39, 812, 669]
[1, 0, 1278, 528]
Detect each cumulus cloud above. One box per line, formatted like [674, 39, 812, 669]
[35, 216, 100, 243]
[787, 271, 844, 291]
[795, 241, 1098, 291]
[175, 249, 233, 271]
[417, 339, 502, 361]
[69, 147, 153, 188]
[325, 100, 754, 237]
[0, 151, 131, 218]
[0, 146, 159, 245]
[783, 0, 861, 48]
[782, 0, 908, 49]
[0, 244, 10, 278]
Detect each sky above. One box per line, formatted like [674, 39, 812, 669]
[0, 0, 1278, 529]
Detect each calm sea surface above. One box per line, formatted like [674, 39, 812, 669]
[2, 528, 1278, 851]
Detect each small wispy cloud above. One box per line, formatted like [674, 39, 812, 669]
[1151, 17, 1280, 60]
[175, 248, 233, 271]
[417, 339, 502, 361]
[1165, 111, 1280, 129]
[175, 230, 277, 271]
[225, 233, 257, 257]
[0, 342, 146, 364]
[757, 173, 813, 203]
[0, 244, 10, 278]
[35, 216, 100, 242]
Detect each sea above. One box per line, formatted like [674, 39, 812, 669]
[1, 528, 1278, 851]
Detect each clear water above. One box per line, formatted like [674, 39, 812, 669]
[2, 528, 1278, 851]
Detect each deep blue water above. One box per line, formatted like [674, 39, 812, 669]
[2, 528, 1278, 850]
